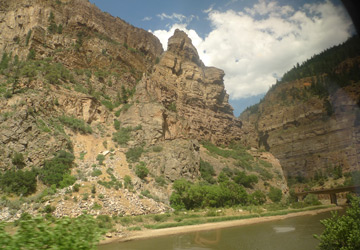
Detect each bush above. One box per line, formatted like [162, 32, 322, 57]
[170, 179, 249, 210]
[112, 127, 132, 146]
[315, 196, 360, 250]
[268, 186, 282, 203]
[232, 171, 258, 188]
[91, 169, 102, 177]
[125, 146, 144, 163]
[0, 169, 37, 196]
[304, 194, 321, 206]
[123, 175, 132, 189]
[249, 190, 266, 205]
[11, 152, 25, 168]
[135, 162, 149, 179]
[59, 116, 92, 134]
[113, 119, 120, 130]
[199, 159, 216, 184]
[0, 215, 103, 249]
[39, 151, 75, 187]
[96, 154, 105, 165]
[155, 176, 166, 186]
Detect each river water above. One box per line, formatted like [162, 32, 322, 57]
[98, 210, 340, 250]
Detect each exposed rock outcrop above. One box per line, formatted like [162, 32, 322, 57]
[135, 30, 243, 145]
[240, 78, 360, 179]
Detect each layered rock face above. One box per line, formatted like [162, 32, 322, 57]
[135, 30, 243, 145]
[240, 78, 360, 179]
[0, 0, 163, 68]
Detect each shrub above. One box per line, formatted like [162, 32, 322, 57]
[43, 205, 55, 213]
[268, 186, 282, 203]
[0, 168, 37, 196]
[304, 194, 321, 206]
[39, 151, 75, 187]
[96, 154, 105, 165]
[155, 176, 166, 186]
[72, 183, 80, 192]
[0, 215, 103, 249]
[125, 146, 144, 163]
[91, 169, 102, 177]
[135, 162, 149, 179]
[113, 119, 120, 130]
[199, 159, 216, 184]
[123, 175, 132, 189]
[170, 178, 249, 210]
[59, 116, 92, 134]
[112, 127, 132, 145]
[249, 190, 267, 205]
[12, 152, 25, 168]
[27, 49, 36, 60]
[232, 171, 258, 188]
[315, 196, 360, 250]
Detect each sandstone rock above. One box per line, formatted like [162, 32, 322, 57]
[135, 29, 243, 145]
[241, 78, 360, 179]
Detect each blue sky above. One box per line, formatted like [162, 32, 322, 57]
[89, 0, 354, 116]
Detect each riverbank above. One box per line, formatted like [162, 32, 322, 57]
[100, 205, 343, 245]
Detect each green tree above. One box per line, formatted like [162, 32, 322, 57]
[268, 186, 282, 203]
[12, 152, 25, 168]
[39, 151, 75, 187]
[315, 196, 360, 250]
[135, 162, 149, 179]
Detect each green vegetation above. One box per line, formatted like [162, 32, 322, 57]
[97, 169, 122, 190]
[268, 186, 282, 203]
[113, 119, 120, 130]
[199, 159, 216, 184]
[11, 152, 25, 168]
[315, 196, 360, 250]
[125, 146, 144, 163]
[39, 150, 75, 188]
[167, 102, 177, 112]
[279, 35, 360, 85]
[0, 168, 37, 196]
[112, 127, 132, 146]
[59, 115, 92, 134]
[91, 169, 102, 177]
[0, 214, 104, 250]
[135, 162, 149, 179]
[170, 178, 249, 210]
[155, 176, 167, 186]
[96, 154, 105, 165]
[123, 175, 133, 189]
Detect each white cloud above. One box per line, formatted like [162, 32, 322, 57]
[142, 16, 152, 21]
[152, 0, 353, 99]
[150, 24, 203, 51]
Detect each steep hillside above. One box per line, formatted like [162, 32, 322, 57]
[240, 36, 360, 188]
[0, 0, 287, 222]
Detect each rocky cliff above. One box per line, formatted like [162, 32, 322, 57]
[240, 52, 360, 181]
[134, 30, 243, 144]
[0, 0, 287, 222]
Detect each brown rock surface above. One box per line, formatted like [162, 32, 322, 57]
[135, 29, 243, 145]
[240, 78, 360, 179]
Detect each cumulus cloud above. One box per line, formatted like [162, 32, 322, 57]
[150, 24, 203, 51]
[152, 0, 353, 99]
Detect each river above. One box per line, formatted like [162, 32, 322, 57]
[98, 210, 340, 250]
